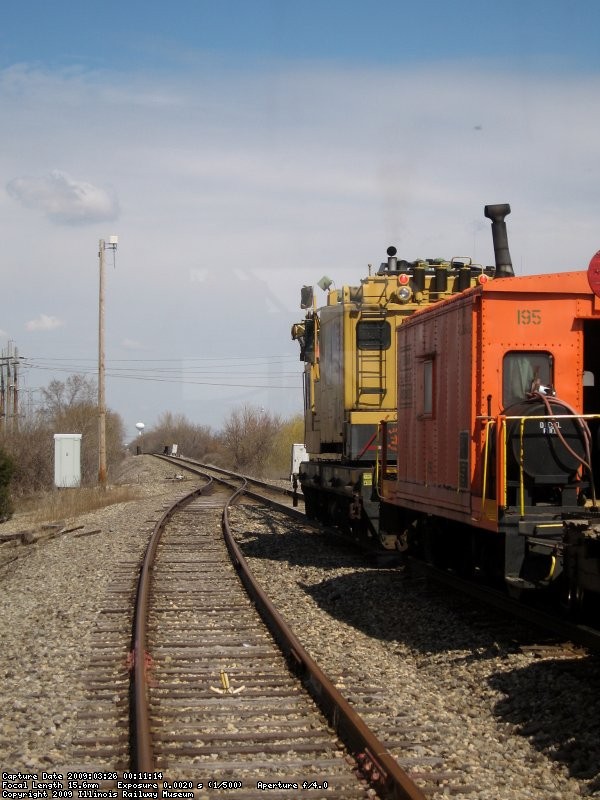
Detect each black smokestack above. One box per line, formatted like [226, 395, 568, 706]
[484, 203, 514, 278]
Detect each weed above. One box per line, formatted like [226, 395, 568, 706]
[22, 485, 140, 525]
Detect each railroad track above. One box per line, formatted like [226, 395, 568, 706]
[155, 456, 596, 796]
[4, 453, 597, 796]
[157, 455, 302, 510]
[70, 485, 200, 771]
[130, 467, 426, 799]
[64, 456, 600, 796]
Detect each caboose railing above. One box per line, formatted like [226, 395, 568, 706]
[480, 419, 495, 510]
[381, 413, 599, 520]
[488, 413, 600, 518]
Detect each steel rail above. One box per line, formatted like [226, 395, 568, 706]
[129, 481, 208, 771]
[221, 480, 427, 800]
[156, 453, 303, 503]
[135, 459, 427, 798]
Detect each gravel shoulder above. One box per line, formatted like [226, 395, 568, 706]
[231, 505, 600, 800]
[0, 455, 196, 772]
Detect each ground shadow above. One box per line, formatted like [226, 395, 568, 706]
[489, 657, 600, 790]
[235, 511, 600, 791]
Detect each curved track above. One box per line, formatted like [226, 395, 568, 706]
[130, 467, 426, 799]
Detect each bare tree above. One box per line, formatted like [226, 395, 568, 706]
[267, 414, 304, 478]
[0, 446, 14, 521]
[135, 412, 218, 461]
[41, 374, 96, 417]
[0, 417, 54, 494]
[221, 405, 282, 475]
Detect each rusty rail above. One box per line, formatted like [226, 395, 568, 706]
[131, 466, 426, 799]
[129, 482, 207, 770]
[222, 481, 426, 800]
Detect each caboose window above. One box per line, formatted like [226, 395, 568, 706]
[357, 320, 391, 350]
[503, 351, 553, 407]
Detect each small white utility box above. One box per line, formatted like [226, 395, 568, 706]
[290, 442, 308, 483]
[54, 434, 82, 488]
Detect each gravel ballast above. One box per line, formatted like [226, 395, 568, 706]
[2, 460, 599, 799]
[0, 455, 194, 772]
[230, 505, 600, 799]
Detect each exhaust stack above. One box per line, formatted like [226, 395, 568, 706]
[484, 203, 514, 278]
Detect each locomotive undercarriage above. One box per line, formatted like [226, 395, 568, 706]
[300, 462, 397, 549]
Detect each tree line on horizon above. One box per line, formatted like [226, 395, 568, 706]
[0, 374, 303, 518]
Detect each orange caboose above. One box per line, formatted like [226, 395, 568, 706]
[380, 270, 600, 591]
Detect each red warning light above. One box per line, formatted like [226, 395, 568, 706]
[398, 273, 410, 285]
[587, 251, 600, 299]
[477, 273, 489, 285]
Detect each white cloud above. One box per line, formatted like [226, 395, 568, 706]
[6, 169, 119, 225]
[26, 314, 65, 332]
[2, 61, 600, 430]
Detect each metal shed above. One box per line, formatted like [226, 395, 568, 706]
[53, 433, 82, 488]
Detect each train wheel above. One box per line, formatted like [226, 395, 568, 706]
[476, 531, 505, 585]
[442, 526, 475, 577]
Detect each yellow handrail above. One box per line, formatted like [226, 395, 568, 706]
[481, 420, 493, 503]
[499, 412, 600, 517]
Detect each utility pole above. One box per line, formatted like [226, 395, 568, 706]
[0, 353, 5, 431]
[12, 345, 18, 432]
[98, 236, 118, 487]
[0, 342, 21, 432]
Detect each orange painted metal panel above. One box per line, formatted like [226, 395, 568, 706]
[387, 270, 600, 531]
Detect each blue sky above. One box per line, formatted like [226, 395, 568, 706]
[2, 1, 598, 72]
[1, 1, 599, 437]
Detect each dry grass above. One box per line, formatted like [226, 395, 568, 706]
[19, 485, 140, 525]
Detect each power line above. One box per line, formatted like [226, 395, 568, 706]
[23, 354, 297, 363]
[20, 362, 301, 390]
[24, 363, 300, 376]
